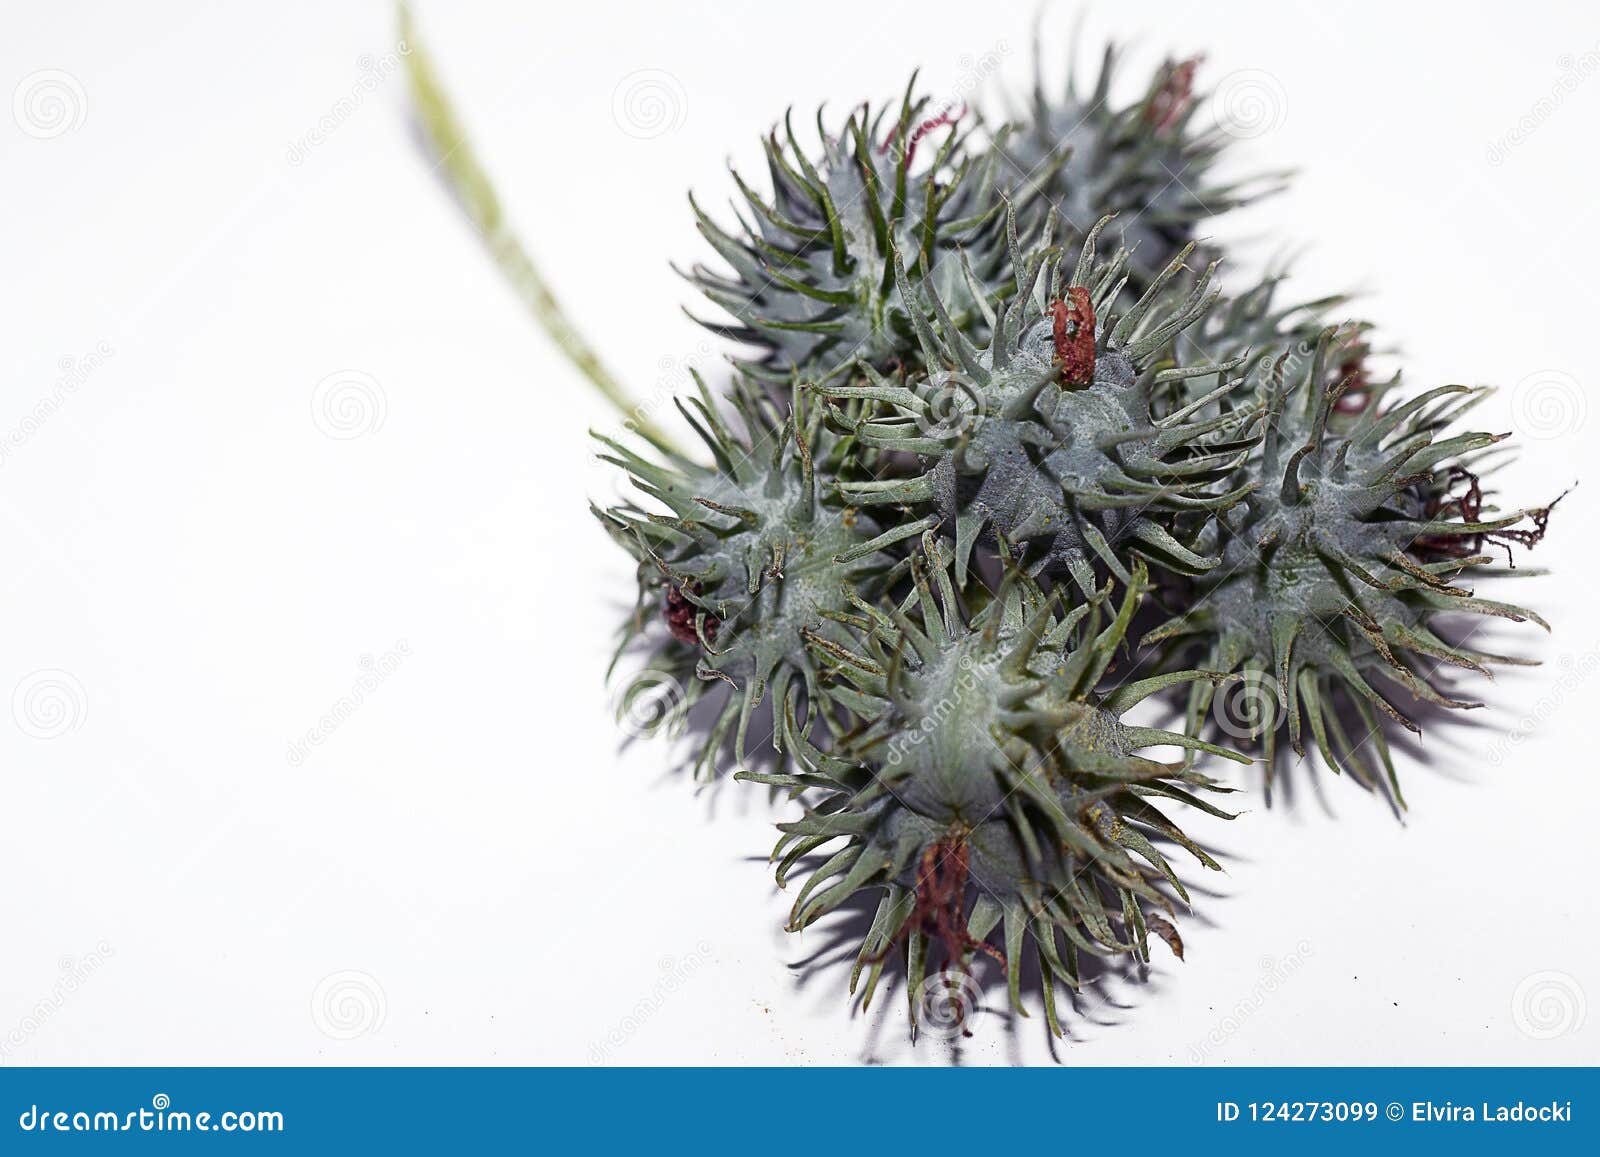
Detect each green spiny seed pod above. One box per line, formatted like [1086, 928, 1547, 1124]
[1147, 334, 1557, 802]
[683, 77, 1049, 383]
[596, 375, 923, 774]
[745, 541, 1242, 1036]
[821, 220, 1260, 597]
[1152, 278, 1380, 603]
[1177, 274, 1356, 384]
[994, 45, 1274, 287]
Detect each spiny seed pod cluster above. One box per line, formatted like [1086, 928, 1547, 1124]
[825, 221, 1259, 597]
[596, 375, 914, 775]
[995, 46, 1279, 287]
[749, 542, 1245, 1035]
[683, 78, 1053, 384]
[592, 46, 1558, 1042]
[1148, 338, 1559, 800]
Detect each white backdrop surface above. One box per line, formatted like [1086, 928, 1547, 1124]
[0, 0, 1595, 1065]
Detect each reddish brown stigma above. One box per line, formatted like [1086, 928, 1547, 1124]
[909, 836, 1006, 973]
[1050, 288, 1096, 388]
[854, 833, 1005, 1035]
[1144, 56, 1201, 133]
[1413, 467, 1566, 565]
[1334, 355, 1373, 415]
[880, 103, 965, 169]
[664, 582, 718, 647]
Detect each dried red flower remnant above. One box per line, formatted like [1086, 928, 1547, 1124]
[879, 103, 965, 169]
[1412, 467, 1565, 563]
[1334, 343, 1373, 415]
[664, 582, 718, 646]
[1050, 288, 1096, 387]
[1144, 56, 1201, 132]
[908, 837, 1006, 971]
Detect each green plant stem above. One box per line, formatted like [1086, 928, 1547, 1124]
[400, 5, 686, 460]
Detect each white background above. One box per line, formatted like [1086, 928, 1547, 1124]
[0, 0, 1595, 1066]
